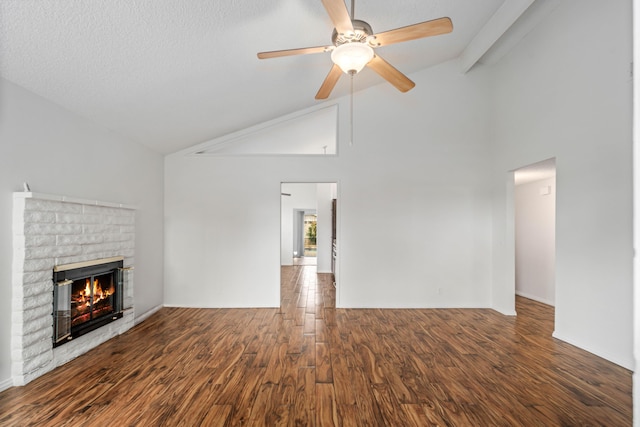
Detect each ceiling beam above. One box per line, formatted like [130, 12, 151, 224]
[458, 0, 536, 73]
[479, 0, 562, 66]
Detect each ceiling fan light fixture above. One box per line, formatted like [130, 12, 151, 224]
[331, 42, 374, 75]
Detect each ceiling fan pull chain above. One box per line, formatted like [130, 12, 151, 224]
[349, 73, 354, 146]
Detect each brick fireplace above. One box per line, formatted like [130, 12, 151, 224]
[11, 192, 136, 386]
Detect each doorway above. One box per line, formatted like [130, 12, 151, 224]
[303, 213, 318, 257]
[513, 158, 556, 306]
[280, 182, 337, 272]
[292, 209, 317, 265]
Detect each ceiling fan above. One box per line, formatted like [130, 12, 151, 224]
[257, 0, 453, 100]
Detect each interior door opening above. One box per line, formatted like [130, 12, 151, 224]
[513, 158, 557, 311]
[303, 214, 318, 258]
[280, 182, 338, 272]
[292, 209, 317, 266]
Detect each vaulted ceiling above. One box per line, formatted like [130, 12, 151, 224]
[0, 0, 550, 154]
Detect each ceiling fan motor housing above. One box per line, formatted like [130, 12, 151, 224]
[331, 19, 376, 47]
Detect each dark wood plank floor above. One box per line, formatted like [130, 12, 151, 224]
[0, 265, 632, 426]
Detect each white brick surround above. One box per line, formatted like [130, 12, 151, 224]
[12, 192, 136, 386]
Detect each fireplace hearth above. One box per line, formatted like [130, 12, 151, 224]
[53, 257, 127, 347]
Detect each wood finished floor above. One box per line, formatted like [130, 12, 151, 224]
[0, 265, 632, 426]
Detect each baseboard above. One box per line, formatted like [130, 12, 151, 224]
[0, 377, 14, 392]
[134, 305, 163, 325]
[163, 303, 279, 308]
[494, 307, 517, 316]
[552, 331, 634, 371]
[516, 291, 555, 307]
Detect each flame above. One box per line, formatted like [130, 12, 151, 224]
[70, 276, 115, 327]
[79, 278, 113, 304]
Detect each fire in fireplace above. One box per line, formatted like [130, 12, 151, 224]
[53, 257, 126, 347]
[71, 274, 115, 327]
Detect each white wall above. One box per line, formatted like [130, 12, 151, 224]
[0, 78, 165, 389]
[315, 183, 333, 273]
[338, 65, 494, 308]
[634, 0, 640, 422]
[164, 59, 494, 310]
[490, 0, 633, 368]
[515, 176, 556, 305]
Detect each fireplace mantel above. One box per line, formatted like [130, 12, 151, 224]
[14, 191, 136, 210]
[11, 191, 136, 386]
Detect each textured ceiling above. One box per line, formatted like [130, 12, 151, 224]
[0, 0, 509, 154]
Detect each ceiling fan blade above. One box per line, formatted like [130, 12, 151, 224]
[321, 0, 354, 35]
[366, 55, 415, 93]
[257, 46, 330, 59]
[372, 17, 453, 47]
[315, 64, 343, 100]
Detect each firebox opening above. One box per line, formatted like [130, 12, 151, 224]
[53, 257, 125, 347]
[71, 273, 115, 327]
